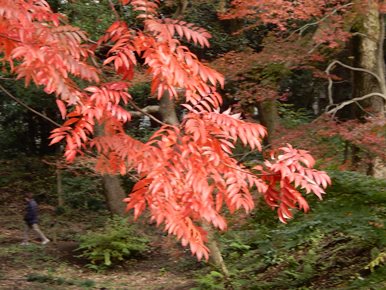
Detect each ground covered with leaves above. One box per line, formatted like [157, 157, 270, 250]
[0, 199, 199, 290]
[0, 159, 385, 289]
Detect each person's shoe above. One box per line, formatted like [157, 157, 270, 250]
[41, 239, 50, 245]
[20, 241, 29, 246]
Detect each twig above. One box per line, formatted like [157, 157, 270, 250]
[108, 0, 120, 20]
[220, 160, 278, 177]
[0, 84, 61, 127]
[287, 2, 354, 39]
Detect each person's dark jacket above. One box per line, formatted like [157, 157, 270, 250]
[24, 199, 38, 226]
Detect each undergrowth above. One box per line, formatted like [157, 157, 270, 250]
[76, 216, 149, 271]
[26, 273, 95, 288]
[195, 170, 386, 289]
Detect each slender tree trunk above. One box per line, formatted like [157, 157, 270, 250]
[95, 125, 127, 216]
[217, 0, 227, 13]
[257, 99, 279, 145]
[174, 0, 189, 19]
[101, 174, 127, 216]
[159, 93, 179, 125]
[159, 93, 230, 278]
[201, 221, 230, 278]
[56, 160, 64, 207]
[161, 2, 229, 276]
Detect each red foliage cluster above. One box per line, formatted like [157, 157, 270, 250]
[318, 117, 386, 161]
[1, 0, 331, 260]
[221, 0, 383, 48]
[0, 0, 99, 102]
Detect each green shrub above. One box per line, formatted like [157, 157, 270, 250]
[77, 216, 148, 269]
[193, 271, 226, 290]
[278, 103, 313, 128]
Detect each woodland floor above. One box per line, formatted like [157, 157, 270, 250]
[0, 159, 386, 290]
[0, 188, 201, 290]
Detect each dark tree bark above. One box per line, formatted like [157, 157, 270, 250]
[257, 99, 279, 145]
[351, 2, 386, 176]
[95, 124, 127, 216]
[101, 174, 127, 216]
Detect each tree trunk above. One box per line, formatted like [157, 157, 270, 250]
[257, 99, 279, 145]
[101, 174, 127, 216]
[353, 2, 385, 117]
[201, 221, 230, 278]
[95, 124, 127, 216]
[173, 0, 189, 19]
[159, 93, 179, 125]
[56, 160, 64, 207]
[159, 93, 230, 278]
[352, 2, 386, 177]
[217, 0, 227, 13]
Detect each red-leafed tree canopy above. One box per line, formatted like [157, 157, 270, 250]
[0, 0, 330, 260]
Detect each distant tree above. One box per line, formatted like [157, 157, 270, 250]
[223, 0, 386, 175]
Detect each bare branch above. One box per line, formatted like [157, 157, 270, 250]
[128, 100, 166, 126]
[325, 60, 386, 115]
[326, 92, 386, 115]
[129, 105, 160, 117]
[0, 83, 61, 127]
[108, 0, 120, 20]
[288, 2, 354, 39]
[326, 60, 383, 94]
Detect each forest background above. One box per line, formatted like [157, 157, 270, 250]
[0, 0, 385, 289]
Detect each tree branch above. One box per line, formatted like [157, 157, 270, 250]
[128, 105, 160, 117]
[288, 3, 354, 39]
[326, 92, 386, 116]
[128, 100, 166, 126]
[0, 83, 61, 127]
[108, 0, 120, 20]
[325, 60, 386, 115]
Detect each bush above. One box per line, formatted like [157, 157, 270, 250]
[77, 216, 148, 269]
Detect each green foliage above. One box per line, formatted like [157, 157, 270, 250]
[193, 271, 226, 290]
[181, 2, 251, 58]
[245, 63, 293, 85]
[126, 82, 158, 140]
[77, 216, 148, 270]
[194, 171, 386, 289]
[260, 63, 293, 85]
[365, 251, 386, 272]
[0, 79, 59, 157]
[278, 103, 313, 128]
[350, 266, 386, 289]
[128, 82, 152, 107]
[60, 0, 117, 40]
[281, 69, 325, 111]
[61, 172, 105, 211]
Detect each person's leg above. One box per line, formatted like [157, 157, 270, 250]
[31, 224, 50, 244]
[21, 224, 30, 245]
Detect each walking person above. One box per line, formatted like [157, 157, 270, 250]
[21, 192, 50, 245]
